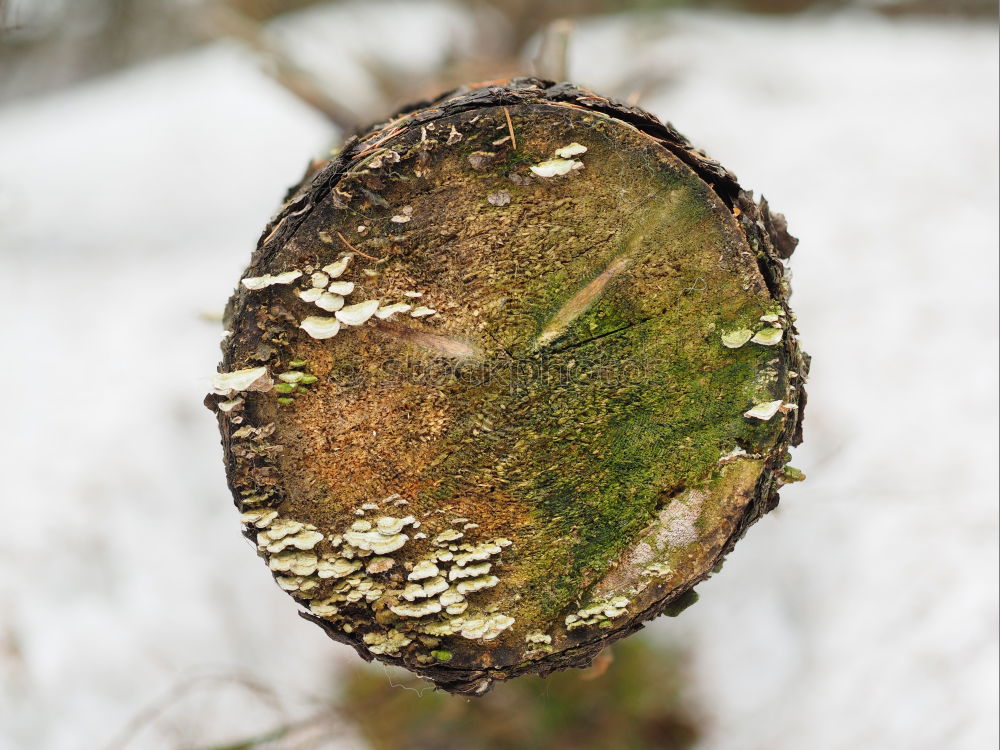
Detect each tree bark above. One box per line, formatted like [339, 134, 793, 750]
[208, 78, 808, 695]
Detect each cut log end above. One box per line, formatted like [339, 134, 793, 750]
[210, 78, 808, 695]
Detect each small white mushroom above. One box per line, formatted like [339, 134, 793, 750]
[298, 287, 323, 303]
[391, 205, 413, 223]
[278, 371, 304, 384]
[311, 271, 330, 288]
[460, 619, 488, 639]
[410, 306, 436, 318]
[744, 400, 784, 420]
[315, 293, 345, 312]
[275, 576, 304, 592]
[482, 614, 515, 640]
[402, 576, 449, 601]
[375, 302, 412, 319]
[453, 543, 502, 566]
[281, 529, 324, 551]
[363, 629, 412, 655]
[554, 142, 587, 158]
[760, 313, 781, 323]
[218, 397, 244, 413]
[265, 519, 303, 537]
[439, 590, 465, 607]
[530, 158, 583, 177]
[375, 515, 415, 536]
[268, 551, 318, 576]
[402, 290, 423, 298]
[335, 299, 380, 326]
[343, 529, 409, 555]
[449, 562, 491, 580]
[299, 316, 341, 339]
[721, 329, 754, 349]
[240, 509, 278, 528]
[408, 560, 441, 580]
[322, 255, 353, 278]
[420, 621, 458, 636]
[390, 600, 442, 618]
[241, 270, 302, 290]
[211, 366, 272, 396]
[525, 632, 552, 645]
[456, 575, 499, 594]
[751, 328, 784, 346]
[424, 577, 450, 598]
[310, 598, 340, 616]
[327, 281, 355, 296]
[434, 529, 464, 545]
[316, 557, 362, 579]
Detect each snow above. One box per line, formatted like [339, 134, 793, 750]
[0, 6, 996, 750]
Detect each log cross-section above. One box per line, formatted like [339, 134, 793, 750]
[208, 78, 808, 695]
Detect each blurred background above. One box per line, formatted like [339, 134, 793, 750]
[0, 1, 997, 748]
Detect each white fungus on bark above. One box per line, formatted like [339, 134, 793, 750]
[530, 158, 583, 177]
[300, 316, 341, 339]
[211, 366, 273, 396]
[335, 300, 380, 326]
[241, 270, 302, 290]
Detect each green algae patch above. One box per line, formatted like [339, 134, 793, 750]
[210, 79, 807, 696]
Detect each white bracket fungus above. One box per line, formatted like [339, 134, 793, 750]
[211, 366, 273, 396]
[402, 576, 449, 601]
[375, 302, 412, 319]
[751, 327, 784, 346]
[408, 560, 440, 580]
[449, 562, 491, 580]
[390, 600, 442, 618]
[327, 280, 355, 296]
[322, 255, 353, 278]
[456, 575, 499, 595]
[241, 270, 303, 290]
[743, 400, 784, 420]
[554, 142, 588, 158]
[460, 613, 514, 640]
[317, 557, 362, 579]
[530, 158, 584, 177]
[335, 300, 380, 326]
[315, 293, 345, 312]
[721, 328, 754, 348]
[300, 316, 341, 339]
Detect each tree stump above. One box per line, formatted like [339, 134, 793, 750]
[208, 79, 808, 695]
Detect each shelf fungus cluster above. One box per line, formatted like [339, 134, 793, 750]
[208, 79, 808, 695]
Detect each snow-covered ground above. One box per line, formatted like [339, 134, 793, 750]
[0, 5, 996, 750]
